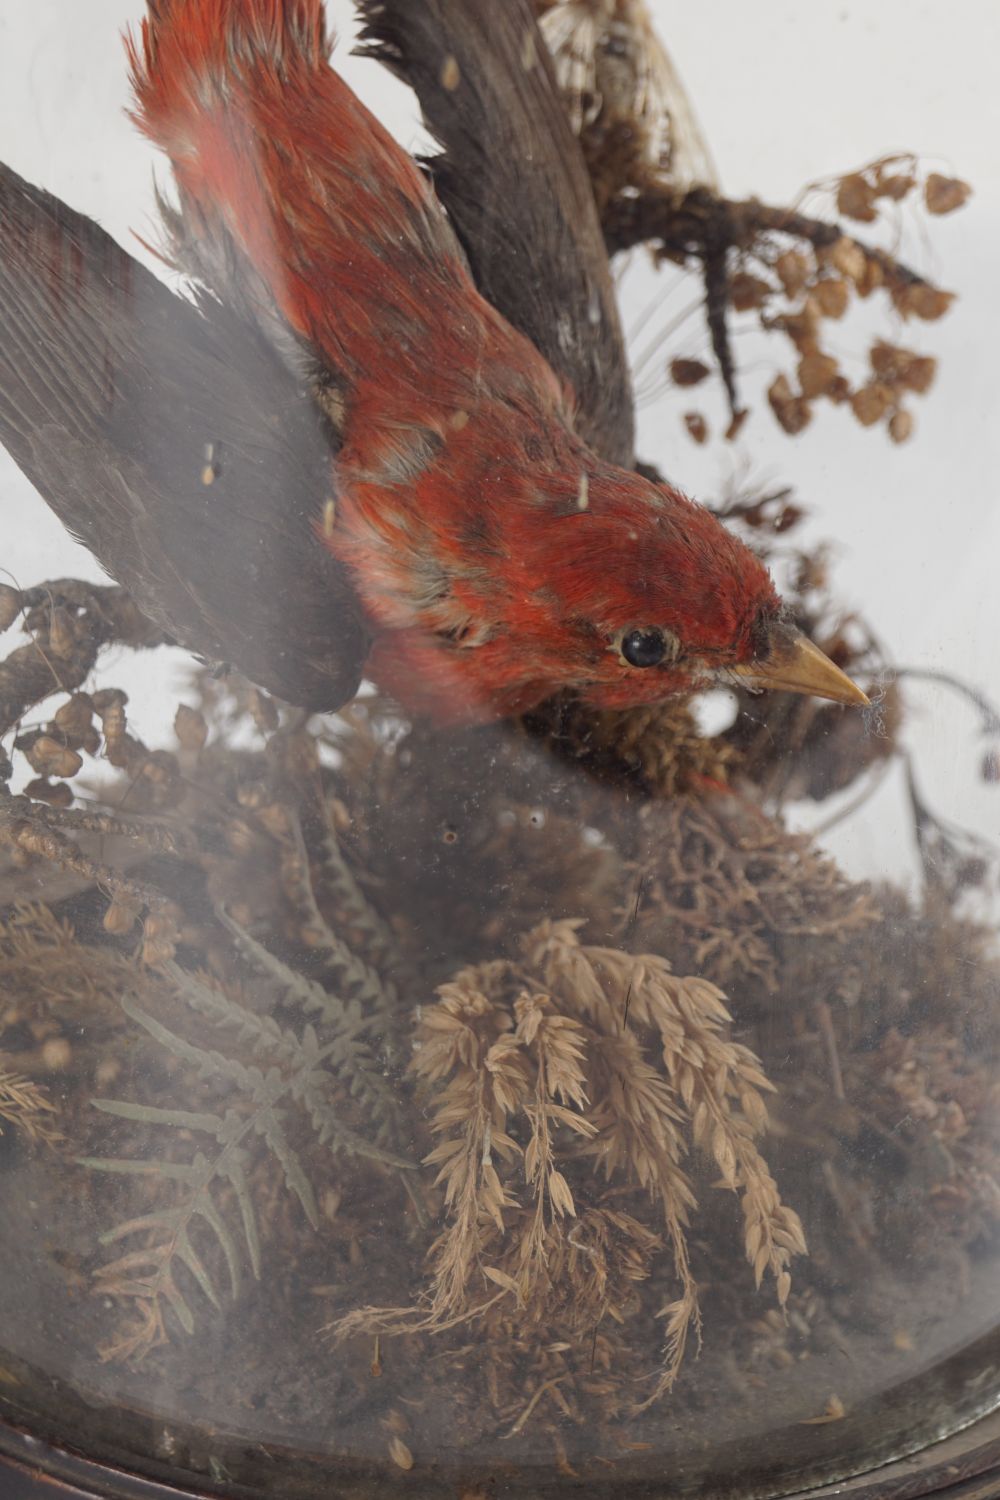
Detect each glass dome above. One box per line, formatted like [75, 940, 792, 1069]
[0, 2, 997, 1497]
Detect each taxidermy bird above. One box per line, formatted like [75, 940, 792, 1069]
[0, 0, 866, 723]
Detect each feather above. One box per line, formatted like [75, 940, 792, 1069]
[0, 162, 368, 710]
[355, 0, 635, 466]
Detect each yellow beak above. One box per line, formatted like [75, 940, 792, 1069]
[731, 624, 870, 707]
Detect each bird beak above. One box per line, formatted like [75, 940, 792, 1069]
[731, 624, 870, 707]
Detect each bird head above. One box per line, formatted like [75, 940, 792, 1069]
[352, 450, 868, 723]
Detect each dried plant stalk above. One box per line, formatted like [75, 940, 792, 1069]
[335, 919, 803, 1406]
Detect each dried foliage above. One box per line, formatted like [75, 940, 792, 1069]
[0, 615, 813, 1406]
[0, 614, 998, 1450]
[0, 580, 165, 745]
[534, 5, 967, 441]
[83, 923, 415, 1363]
[0, 903, 145, 1151]
[0, 606, 421, 1360]
[336, 919, 804, 1408]
[0, 1064, 61, 1146]
[535, 0, 717, 210]
[0, 6, 990, 1466]
[616, 164, 964, 441]
[524, 691, 736, 797]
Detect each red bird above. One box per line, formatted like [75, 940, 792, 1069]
[0, 0, 866, 724]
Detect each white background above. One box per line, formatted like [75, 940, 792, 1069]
[0, 2, 997, 893]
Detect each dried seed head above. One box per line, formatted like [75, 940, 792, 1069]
[41, 1037, 72, 1072]
[683, 412, 708, 444]
[144, 906, 181, 940]
[875, 170, 915, 201]
[768, 375, 812, 435]
[174, 704, 208, 752]
[94, 1058, 122, 1090]
[888, 409, 914, 444]
[892, 283, 954, 321]
[236, 781, 270, 810]
[140, 750, 178, 787]
[813, 278, 849, 318]
[22, 735, 83, 779]
[23, 778, 74, 808]
[47, 607, 77, 658]
[53, 693, 95, 743]
[870, 341, 937, 394]
[775, 249, 811, 297]
[828, 236, 867, 284]
[100, 702, 128, 762]
[142, 936, 177, 967]
[797, 350, 840, 399]
[924, 173, 972, 215]
[837, 172, 877, 223]
[670, 357, 710, 387]
[730, 272, 772, 311]
[257, 802, 292, 839]
[104, 895, 141, 935]
[92, 688, 128, 712]
[855, 257, 884, 298]
[773, 301, 820, 353]
[389, 1437, 414, 1471]
[851, 381, 894, 427]
[0, 584, 22, 634]
[142, 907, 180, 966]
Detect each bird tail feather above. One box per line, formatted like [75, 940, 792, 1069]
[126, 0, 469, 382]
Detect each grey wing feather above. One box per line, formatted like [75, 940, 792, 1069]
[356, 0, 635, 468]
[0, 162, 368, 712]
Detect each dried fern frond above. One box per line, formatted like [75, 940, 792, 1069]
[83, 944, 415, 1360]
[264, 725, 404, 978]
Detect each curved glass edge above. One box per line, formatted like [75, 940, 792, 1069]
[1, 1327, 1000, 1500]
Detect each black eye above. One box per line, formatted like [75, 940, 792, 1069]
[620, 628, 673, 668]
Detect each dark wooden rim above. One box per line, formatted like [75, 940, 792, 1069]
[0, 1423, 211, 1500]
[3, 1404, 1000, 1500]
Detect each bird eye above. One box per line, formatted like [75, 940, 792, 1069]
[619, 627, 677, 668]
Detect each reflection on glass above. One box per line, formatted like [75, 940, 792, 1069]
[0, 1, 994, 1497]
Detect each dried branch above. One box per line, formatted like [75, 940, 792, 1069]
[0, 581, 164, 740]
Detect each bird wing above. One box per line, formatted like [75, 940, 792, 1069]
[355, 0, 636, 468]
[0, 162, 368, 712]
